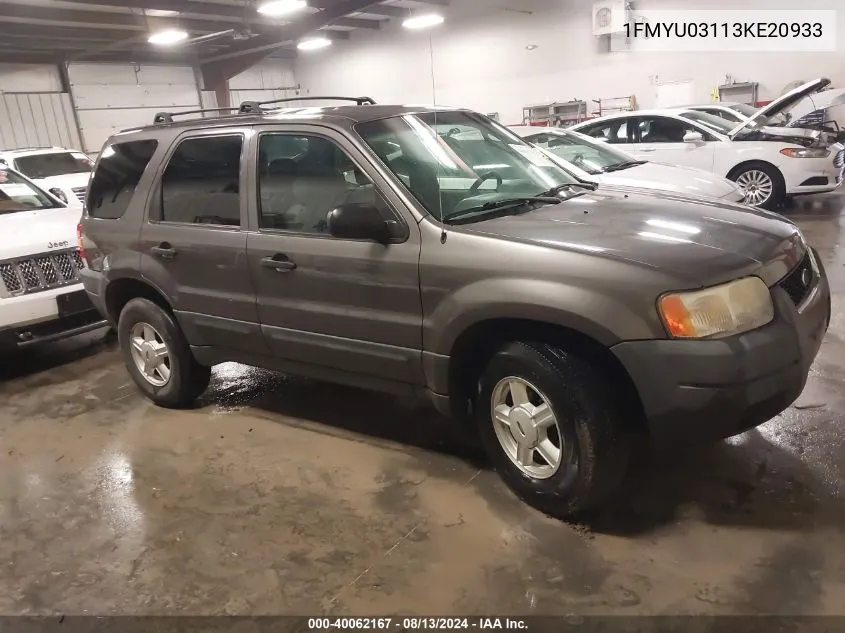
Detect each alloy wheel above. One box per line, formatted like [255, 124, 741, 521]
[735, 169, 774, 207]
[129, 322, 171, 387]
[490, 376, 569, 479]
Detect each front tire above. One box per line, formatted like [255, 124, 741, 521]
[730, 162, 785, 210]
[476, 341, 630, 518]
[117, 298, 210, 408]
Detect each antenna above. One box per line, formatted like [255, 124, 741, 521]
[427, 35, 447, 245]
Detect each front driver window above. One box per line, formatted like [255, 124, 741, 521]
[258, 133, 382, 235]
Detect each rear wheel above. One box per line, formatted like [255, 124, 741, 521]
[730, 162, 785, 210]
[118, 298, 210, 408]
[475, 341, 630, 517]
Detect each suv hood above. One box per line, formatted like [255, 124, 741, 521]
[0, 206, 80, 261]
[459, 189, 800, 287]
[36, 173, 92, 189]
[729, 78, 831, 137]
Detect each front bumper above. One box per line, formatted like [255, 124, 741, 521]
[783, 148, 844, 195]
[0, 284, 108, 351]
[611, 255, 831, 448]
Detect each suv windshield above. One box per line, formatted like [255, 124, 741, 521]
[677, 111, 735, 135]
[355, 111, 580, 224]
[14, 151, 93, 179]
[723, 103, 783, 128]
[0, 167, 63, 215]
[527, 129, 644, 175]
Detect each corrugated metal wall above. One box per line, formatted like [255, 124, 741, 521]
[0, 92, 82, 151]
[67, 63, 201, 153]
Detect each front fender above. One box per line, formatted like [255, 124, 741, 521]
[424, 277, 661, 356]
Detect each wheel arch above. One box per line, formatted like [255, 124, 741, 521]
[444, 317, 647, 435]
[104, 276, 174, 324]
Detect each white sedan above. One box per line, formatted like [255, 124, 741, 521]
[509, 125, 745, 204]
[570, 81, 843, 209]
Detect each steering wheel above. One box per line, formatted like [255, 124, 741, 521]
[469, 171, 503, 194]
[446, 127, 462, 138]
[571, 153, 586, 168]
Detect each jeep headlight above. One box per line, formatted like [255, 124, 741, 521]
[658, 276, 774, 339]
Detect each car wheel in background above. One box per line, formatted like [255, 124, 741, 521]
[475, 341, 630, 518]
[729, 162, 785, 210]
[117, 298, 210, 408]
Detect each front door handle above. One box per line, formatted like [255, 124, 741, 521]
[638, 148, 657, 153]
[151, 243, 177, 260]
[261, 254, 297, 272]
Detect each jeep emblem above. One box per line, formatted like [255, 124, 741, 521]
[48, 240, 69, 249]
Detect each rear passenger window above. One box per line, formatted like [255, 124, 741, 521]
[87, 139, 158, 219]
[161, 135, 243, 227]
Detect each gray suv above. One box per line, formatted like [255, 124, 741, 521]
[77, 98, 831, 517]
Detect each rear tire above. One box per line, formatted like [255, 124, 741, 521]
[729, 162, 785, 210]
[117, 298, 210, 408]
[475, 341, 630, 518]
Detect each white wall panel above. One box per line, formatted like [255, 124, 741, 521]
[0, 93, 81, 151]
[67, 62, 200, 152]
[0, 64, 62, 92]
[295, 0, 845, 124]
[229, 61, 296, 90]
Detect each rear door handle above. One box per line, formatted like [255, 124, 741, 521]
[151, 243, 177, 259]
[261, 254, 297, 272]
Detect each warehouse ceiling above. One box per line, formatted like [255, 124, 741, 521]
[0, 0, 449, 65]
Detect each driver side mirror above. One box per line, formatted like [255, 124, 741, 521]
[683, 131, 704, 143]
[327, 203, 402, 244]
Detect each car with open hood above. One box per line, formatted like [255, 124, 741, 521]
[571, 80, 843, 209]
[509, 124, 745, 204]
[77, 98, 830, 517]
[0, 164, 107, 351]
[682, 79, 845, 148]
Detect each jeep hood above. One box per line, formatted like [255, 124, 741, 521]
[729, 78, 831, 137]
[460, 189, 801, 287]
[0, 206, 81, 261]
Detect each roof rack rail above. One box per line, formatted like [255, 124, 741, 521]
[153, 107, 240, 124]
[238, 96, 376, 114]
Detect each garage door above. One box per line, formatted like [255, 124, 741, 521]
[68, 63, 201, 153]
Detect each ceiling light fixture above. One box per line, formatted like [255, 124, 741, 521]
[297, 36, 332, 51]
[526, 44, 538, 50]
[402, 13, 445, 30]
[257, 0, 307, 17]
[148, 28, 189, 46]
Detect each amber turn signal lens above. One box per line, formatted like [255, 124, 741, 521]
[659, 294, 694, 338]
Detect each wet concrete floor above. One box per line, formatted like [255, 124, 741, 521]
[1, 193, 844, 616]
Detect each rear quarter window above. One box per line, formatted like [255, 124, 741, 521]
[87, 140, 158, 219]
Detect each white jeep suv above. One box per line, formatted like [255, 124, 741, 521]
[0, 165, 107, 351]
[0, 147, 93, 210]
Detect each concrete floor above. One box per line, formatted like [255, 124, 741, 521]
[1, 194, 844, 617]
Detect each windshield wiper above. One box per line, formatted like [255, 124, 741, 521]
[445, 196, 561, 223]
[537, 181, 598, 197]
[602, 160, 647, 173]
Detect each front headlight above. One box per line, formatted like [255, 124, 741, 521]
[780, 147, 830, 159]
[658, 276, 774, 339]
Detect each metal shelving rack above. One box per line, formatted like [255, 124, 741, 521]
[717, 81, 759, 106]
[591, 95, 637, 117]
[522, 100, 588, 127]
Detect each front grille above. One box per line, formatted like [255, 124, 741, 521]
[71, 186, 87, 204]
[0, 248, 85, 296]
[834, 149, 844, 169]
[778, 251, 814, 307]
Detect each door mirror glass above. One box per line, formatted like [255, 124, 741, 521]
[684, 131, 704, 143]
[327, 203, 398, 243]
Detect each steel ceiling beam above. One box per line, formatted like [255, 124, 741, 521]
[200, 0, 383, 63]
